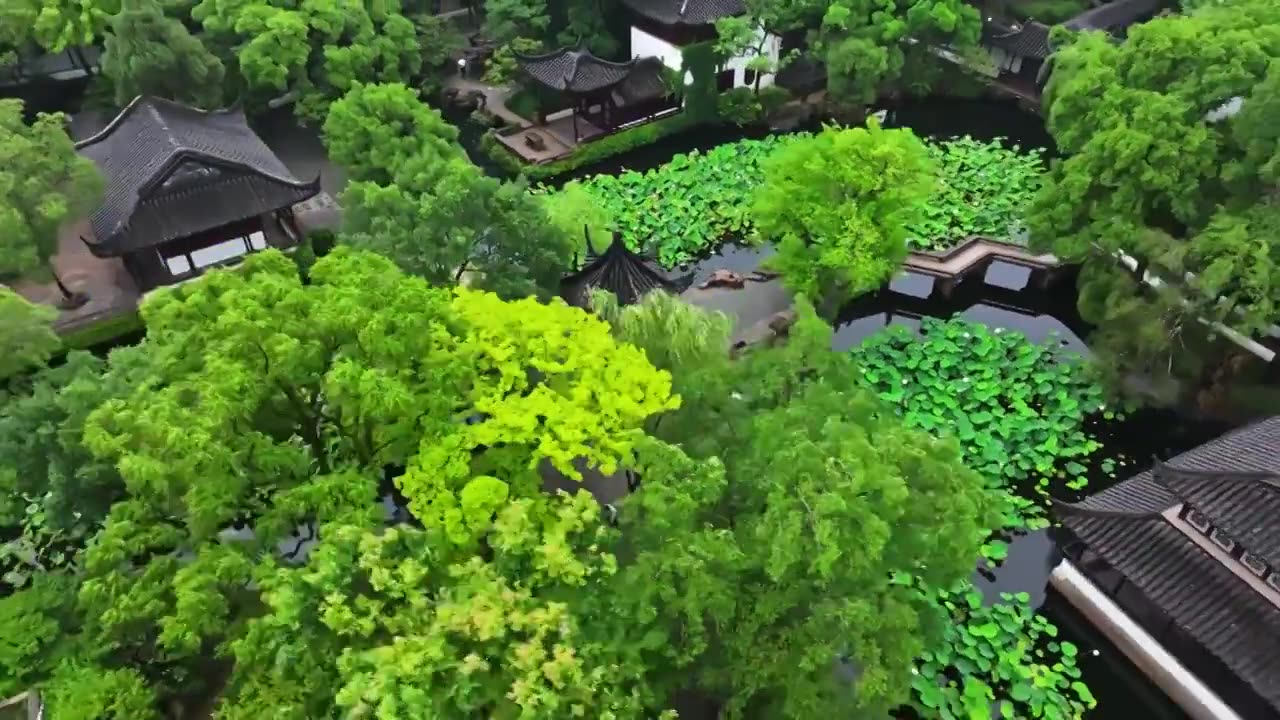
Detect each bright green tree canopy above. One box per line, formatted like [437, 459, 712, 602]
[0, 101, 103, 279]
[754, 122, 937, 309]
[1030, 0, 1280, 393]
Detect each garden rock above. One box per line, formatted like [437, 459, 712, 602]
[700, 269, 745, 289]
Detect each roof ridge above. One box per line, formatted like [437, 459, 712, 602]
[1052, 497, 1163, 520]
[75, 95, 241, 150]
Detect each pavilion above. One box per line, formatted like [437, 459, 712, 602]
[560, 231, 695, 308]
[516, 47, 641, 143]
[1054, 417, 1280, 720]
[75, 96, 321, 292]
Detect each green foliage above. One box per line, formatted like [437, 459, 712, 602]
[913, 587, 1096, 719]
[606, 299, 996, 716]
[18, 0, 123, 52]
[192, 0, 421, 121]
[326, 83, 575, 298]
[482, 36, 544, 85]
[0, 288, 59, 381]
[1031, 0, 1280, 396]
[0, 100, 104, 279]
[816, 0, 981, 109]
[484, 111, 697, 180]
[322, 81, 462, 182]
[755, 122, 936, 308]
[591, 289, 733, 381]
[14, 248, 676, 713]
[560, 131, 1041, 269]
[680, 41, 721, 122]
[905, 136, 1046, 251]
[539, 180, 614, 260]
[850, 318, 1107, 528]
[483, 0, 548, 45]
[568, 134, 794, 266]
[717, 87, 764, 126]
[101, 0, 226, 108]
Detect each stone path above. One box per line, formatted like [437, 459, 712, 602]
[9, 218, 140, 335]
[443, 76, 531, 129]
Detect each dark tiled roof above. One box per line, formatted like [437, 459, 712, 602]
[1056, 416, 1280, 713]
[1072, 416, 1280, 515]
[561, 233, 694, 308]
[75, 96, 319, 256]
[981, 20, 1053, 60]
[1057, 506, 1280, 711]
[614, 58, 669, 106]
[620, 0, 745, 26]
[1152, 464, 1280, 568]
[516, 48, 636, 94]
[1063, 0, 1163, 32]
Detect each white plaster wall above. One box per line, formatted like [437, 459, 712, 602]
[629, 25, 782, 89]
[631, 26, 684, 73]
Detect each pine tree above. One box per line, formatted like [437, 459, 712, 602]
[101, 0, 226, 109]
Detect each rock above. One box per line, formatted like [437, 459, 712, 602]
[767, 309, 797, 337]
[524, 132, 547, 151]
[748, 269, 780, 282]
[699, 269, 746, 289]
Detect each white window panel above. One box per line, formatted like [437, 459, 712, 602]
[165, 254, 191, 275]
[1268, 571, 1280, 592]
[248, 231, 267, 250]
[190, 237, 249, 269]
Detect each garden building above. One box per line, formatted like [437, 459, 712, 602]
[623, 0, 781, 90]
[516, 47, 674, 142]
[75, 96, 321, 292]
[968, 0, 1165, 101]
[560, 232, 694, 307]
[1054, 416, 1280, 720]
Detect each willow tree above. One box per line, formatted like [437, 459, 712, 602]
[1030, 0, 1280, 402]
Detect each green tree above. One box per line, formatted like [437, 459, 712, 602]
[192, 0, 421, 121]
[219, 506, 665, 718]
[24, 0, 122, 52]
[100, 0, 226, 108]
[321, 81, 464, 183]
[57, 248, 675, 709]
[0, 101, 104, 292]
[325, 83, 576, 298]
[1030, 0, 1280, 400]
[600, 301, 995, 717]
[482, 0, 548, 46]
[753, 122, 936, 313]
[814, 0, 982, 113]
[0, 288, 60, 382]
